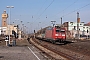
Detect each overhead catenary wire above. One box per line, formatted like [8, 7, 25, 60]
[34, 1, 90, 31]
[41, 0, 79, 24]
[42, 2, 90, 27]
[36, 0, 54, 20]
[45, 0, 79, 20]
[36, 0, 47, 16]
[61, 3, 90, 18]
[57, 0, 79, 16]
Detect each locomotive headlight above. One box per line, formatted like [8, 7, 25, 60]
[55, 34, 58, 36]
[62, 34, 65, 36]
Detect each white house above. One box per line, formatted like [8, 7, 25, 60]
[63, 22, 90, 38]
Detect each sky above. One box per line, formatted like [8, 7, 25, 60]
[0, 0, 90, 33]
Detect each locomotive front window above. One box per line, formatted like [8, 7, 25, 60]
[56, 30, 60, 32]
[56, 29, 65, 32]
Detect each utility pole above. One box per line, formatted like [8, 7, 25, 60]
[61, 17, 62, 25]
[6, 6, 14, 45]
[77, 12, 80, 39]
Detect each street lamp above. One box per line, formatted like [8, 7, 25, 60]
[6, 6, 14, 45]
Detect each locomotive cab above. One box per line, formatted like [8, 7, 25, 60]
[52, 26, 66, 43]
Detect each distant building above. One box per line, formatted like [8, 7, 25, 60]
[0, 24, 21, 38]
[2, 10, 8, 27]
[0, 25, 17, 35]
[0, 10, 21, 39]
[63, 22, 90, 39]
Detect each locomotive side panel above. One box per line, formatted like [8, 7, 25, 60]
[45, 29, 53, 39]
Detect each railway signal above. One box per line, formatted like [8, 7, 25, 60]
[5, 35, 9, 46]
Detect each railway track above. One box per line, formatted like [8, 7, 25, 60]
[30, 38, 67, 60]
[29, 38, 90, 60]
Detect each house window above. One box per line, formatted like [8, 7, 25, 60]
[74, 26, 76, 30]
[4, 31, 6, 32]
[83, 30, 85, 31]
[4, 15, 6, 16]
[87, 30, 88, 33]
[70, 22, 73, 23]
[70, 22, 73, 25]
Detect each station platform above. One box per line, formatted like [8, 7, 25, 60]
[0, 39, 47, 60]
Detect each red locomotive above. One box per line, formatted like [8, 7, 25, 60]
[36, 26, 66, 44]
